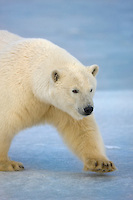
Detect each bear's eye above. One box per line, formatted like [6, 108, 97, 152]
[90, 88, 93, 93]
[72, 89, 79, 94]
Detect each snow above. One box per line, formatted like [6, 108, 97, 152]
[0, 91, 132, 200]
[106, 146, 121, 150]
[0, 0, 133, 199]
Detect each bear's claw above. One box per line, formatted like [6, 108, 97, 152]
[83, 158, 117, 173]
[0, 160, 24, 171]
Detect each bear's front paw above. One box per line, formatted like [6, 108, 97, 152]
[83, 158, 117, 173]
[0, 160, 24, 171]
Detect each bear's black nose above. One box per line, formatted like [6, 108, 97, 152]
[84, 105, 93, 115]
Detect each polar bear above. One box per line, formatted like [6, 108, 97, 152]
[0, 30, 116, 172]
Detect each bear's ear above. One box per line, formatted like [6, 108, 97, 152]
[52, 70, 60, 82]
[88, 64, 99, 77]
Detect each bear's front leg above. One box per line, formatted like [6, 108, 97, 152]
[75, 116, 117, 173]
[48, 108, 116, 173]
[68, 116, 116, 173]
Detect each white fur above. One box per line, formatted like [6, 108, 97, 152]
[0, 31, 116, 172]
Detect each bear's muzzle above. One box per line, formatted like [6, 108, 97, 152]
[78, 105, 93, 116]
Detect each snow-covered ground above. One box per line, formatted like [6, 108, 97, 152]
[0, 0, 133, 199]
[0, 91, 132, 200]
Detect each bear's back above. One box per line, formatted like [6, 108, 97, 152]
[0, 30, 22, 51]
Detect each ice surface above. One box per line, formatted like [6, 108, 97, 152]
[0, 91, 132, 200]
[106, 146, 121, 150]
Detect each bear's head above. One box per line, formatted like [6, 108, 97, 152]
[48, 64, 99, 120]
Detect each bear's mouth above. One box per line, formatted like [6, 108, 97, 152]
[78, 105, 93, 116]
